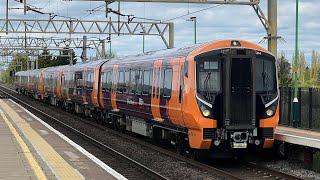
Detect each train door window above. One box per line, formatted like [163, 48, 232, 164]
[130, 70, 136, 94]
[118, 71, 125, 93]
[136, 70, 143, 95]
[106, 71, 112, 91]
[163, 68, 173, 98]
[143, 70, 150, 95]
[101, 72, 107, 92]
[179, 64, 184, 102]
[86, 72, 94, 89]
[124, 70, 130, 93]
[75, 71, 83, 87]
[184, 61, 189, 77]
[157, 68, 162, 98]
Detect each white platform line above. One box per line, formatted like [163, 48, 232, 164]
[9, 99, 127, 180]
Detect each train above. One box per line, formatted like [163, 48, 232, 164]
[14, 40, 279, 156]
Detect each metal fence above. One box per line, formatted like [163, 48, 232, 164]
[279, 87, 320, 130]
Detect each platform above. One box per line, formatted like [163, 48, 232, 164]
[0, 98, 126, 180]
[275, 126, 320, 149]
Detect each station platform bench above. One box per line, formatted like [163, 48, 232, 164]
[0, 98, 126, 180]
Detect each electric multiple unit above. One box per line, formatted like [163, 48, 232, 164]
[15, 40, 279, 155]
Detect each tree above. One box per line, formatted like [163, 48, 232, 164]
[1, 55, 29, 84]
[277, 52, 292, 87]
[304, 66, 311, 82]
[38, 49, 53, 68]
[52, 48, 77, 66]
[298, 52, 306, 84]
[38, 48, 77, 68]
[310, 50, 319, 81]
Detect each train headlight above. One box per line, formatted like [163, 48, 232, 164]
[200, 105, 211, 117]
[266, 109, 274, 117]
[202, 109, 211, 117]
[263, 100, 277, 118]
[197, 98, 213, 118]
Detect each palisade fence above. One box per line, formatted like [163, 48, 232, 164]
[279, 87, 320, 130]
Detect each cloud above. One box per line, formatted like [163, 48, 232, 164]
[0, 0, 319, 63]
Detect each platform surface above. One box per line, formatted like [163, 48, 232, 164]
[0, 98, 126, 180]
[275, 126, 320, 149]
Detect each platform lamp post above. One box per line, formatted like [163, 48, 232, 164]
[292, 0, 300, 128]
[187, 17, 197, 44]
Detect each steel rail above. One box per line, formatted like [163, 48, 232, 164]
[0, 85, 168, 180]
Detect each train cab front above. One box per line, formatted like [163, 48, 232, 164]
[194, 40, 279, 151]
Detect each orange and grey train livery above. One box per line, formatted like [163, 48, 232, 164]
[15, 40, 279, 153]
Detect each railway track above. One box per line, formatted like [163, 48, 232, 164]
[0, 84, 303, 180]
[0, 86, 167, 180]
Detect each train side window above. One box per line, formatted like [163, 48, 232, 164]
[124, 70, 130, 93]
[130, 70, 136, 94]
[143, 70, 150, 95]
[106, 71, 112, 91]
[163, 68, 173, 98]
[136, 70, 143, 95]
[118, 71, 125, 93]
[101, 72, 107, 92]
[87, 72, 94, 89]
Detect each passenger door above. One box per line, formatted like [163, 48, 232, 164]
[111, 65, 119, 112]
[151, 60, 163, 122]
[167, 57, 185, 126]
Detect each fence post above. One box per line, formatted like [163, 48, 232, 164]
[309, 88, 313, 129]
[298, 87, 302, 127]
[288, 87, 292, 126]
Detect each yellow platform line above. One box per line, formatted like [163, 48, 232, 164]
[0, 99, 84, 180]
[0, 110, 47, 180]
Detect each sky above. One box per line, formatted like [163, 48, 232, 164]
[0, 0, 319, 64]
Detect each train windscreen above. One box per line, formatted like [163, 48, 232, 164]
[255, 57, 276, 93]
[196, 58, 221, 103]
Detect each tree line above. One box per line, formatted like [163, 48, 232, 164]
[278, 50, 320, 88]
[1, 48, 116, 84]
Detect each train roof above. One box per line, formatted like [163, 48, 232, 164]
[15, 40, 272, 75]
[106, 43, 202, 65]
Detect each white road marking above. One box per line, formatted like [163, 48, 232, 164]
[9, 99, 127, 180]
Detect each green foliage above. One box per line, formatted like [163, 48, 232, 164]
[278, 50, 320, 88]
[278, 52, 292, 87]
[287, 50, 320, 88]
[38, 48, 77, 68]
[38, 49, 53, 68]
[1, 55, 29, 84]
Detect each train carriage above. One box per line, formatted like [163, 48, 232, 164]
[59, 60, 106, 113]
[41, 65, 68, 105]
[15, 39, 279, 156]
[93, 40, 279, 151]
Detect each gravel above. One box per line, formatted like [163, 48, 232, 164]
[263, 159, 320, 180]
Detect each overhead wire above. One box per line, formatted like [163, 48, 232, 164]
[162, 4, 222, 22]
